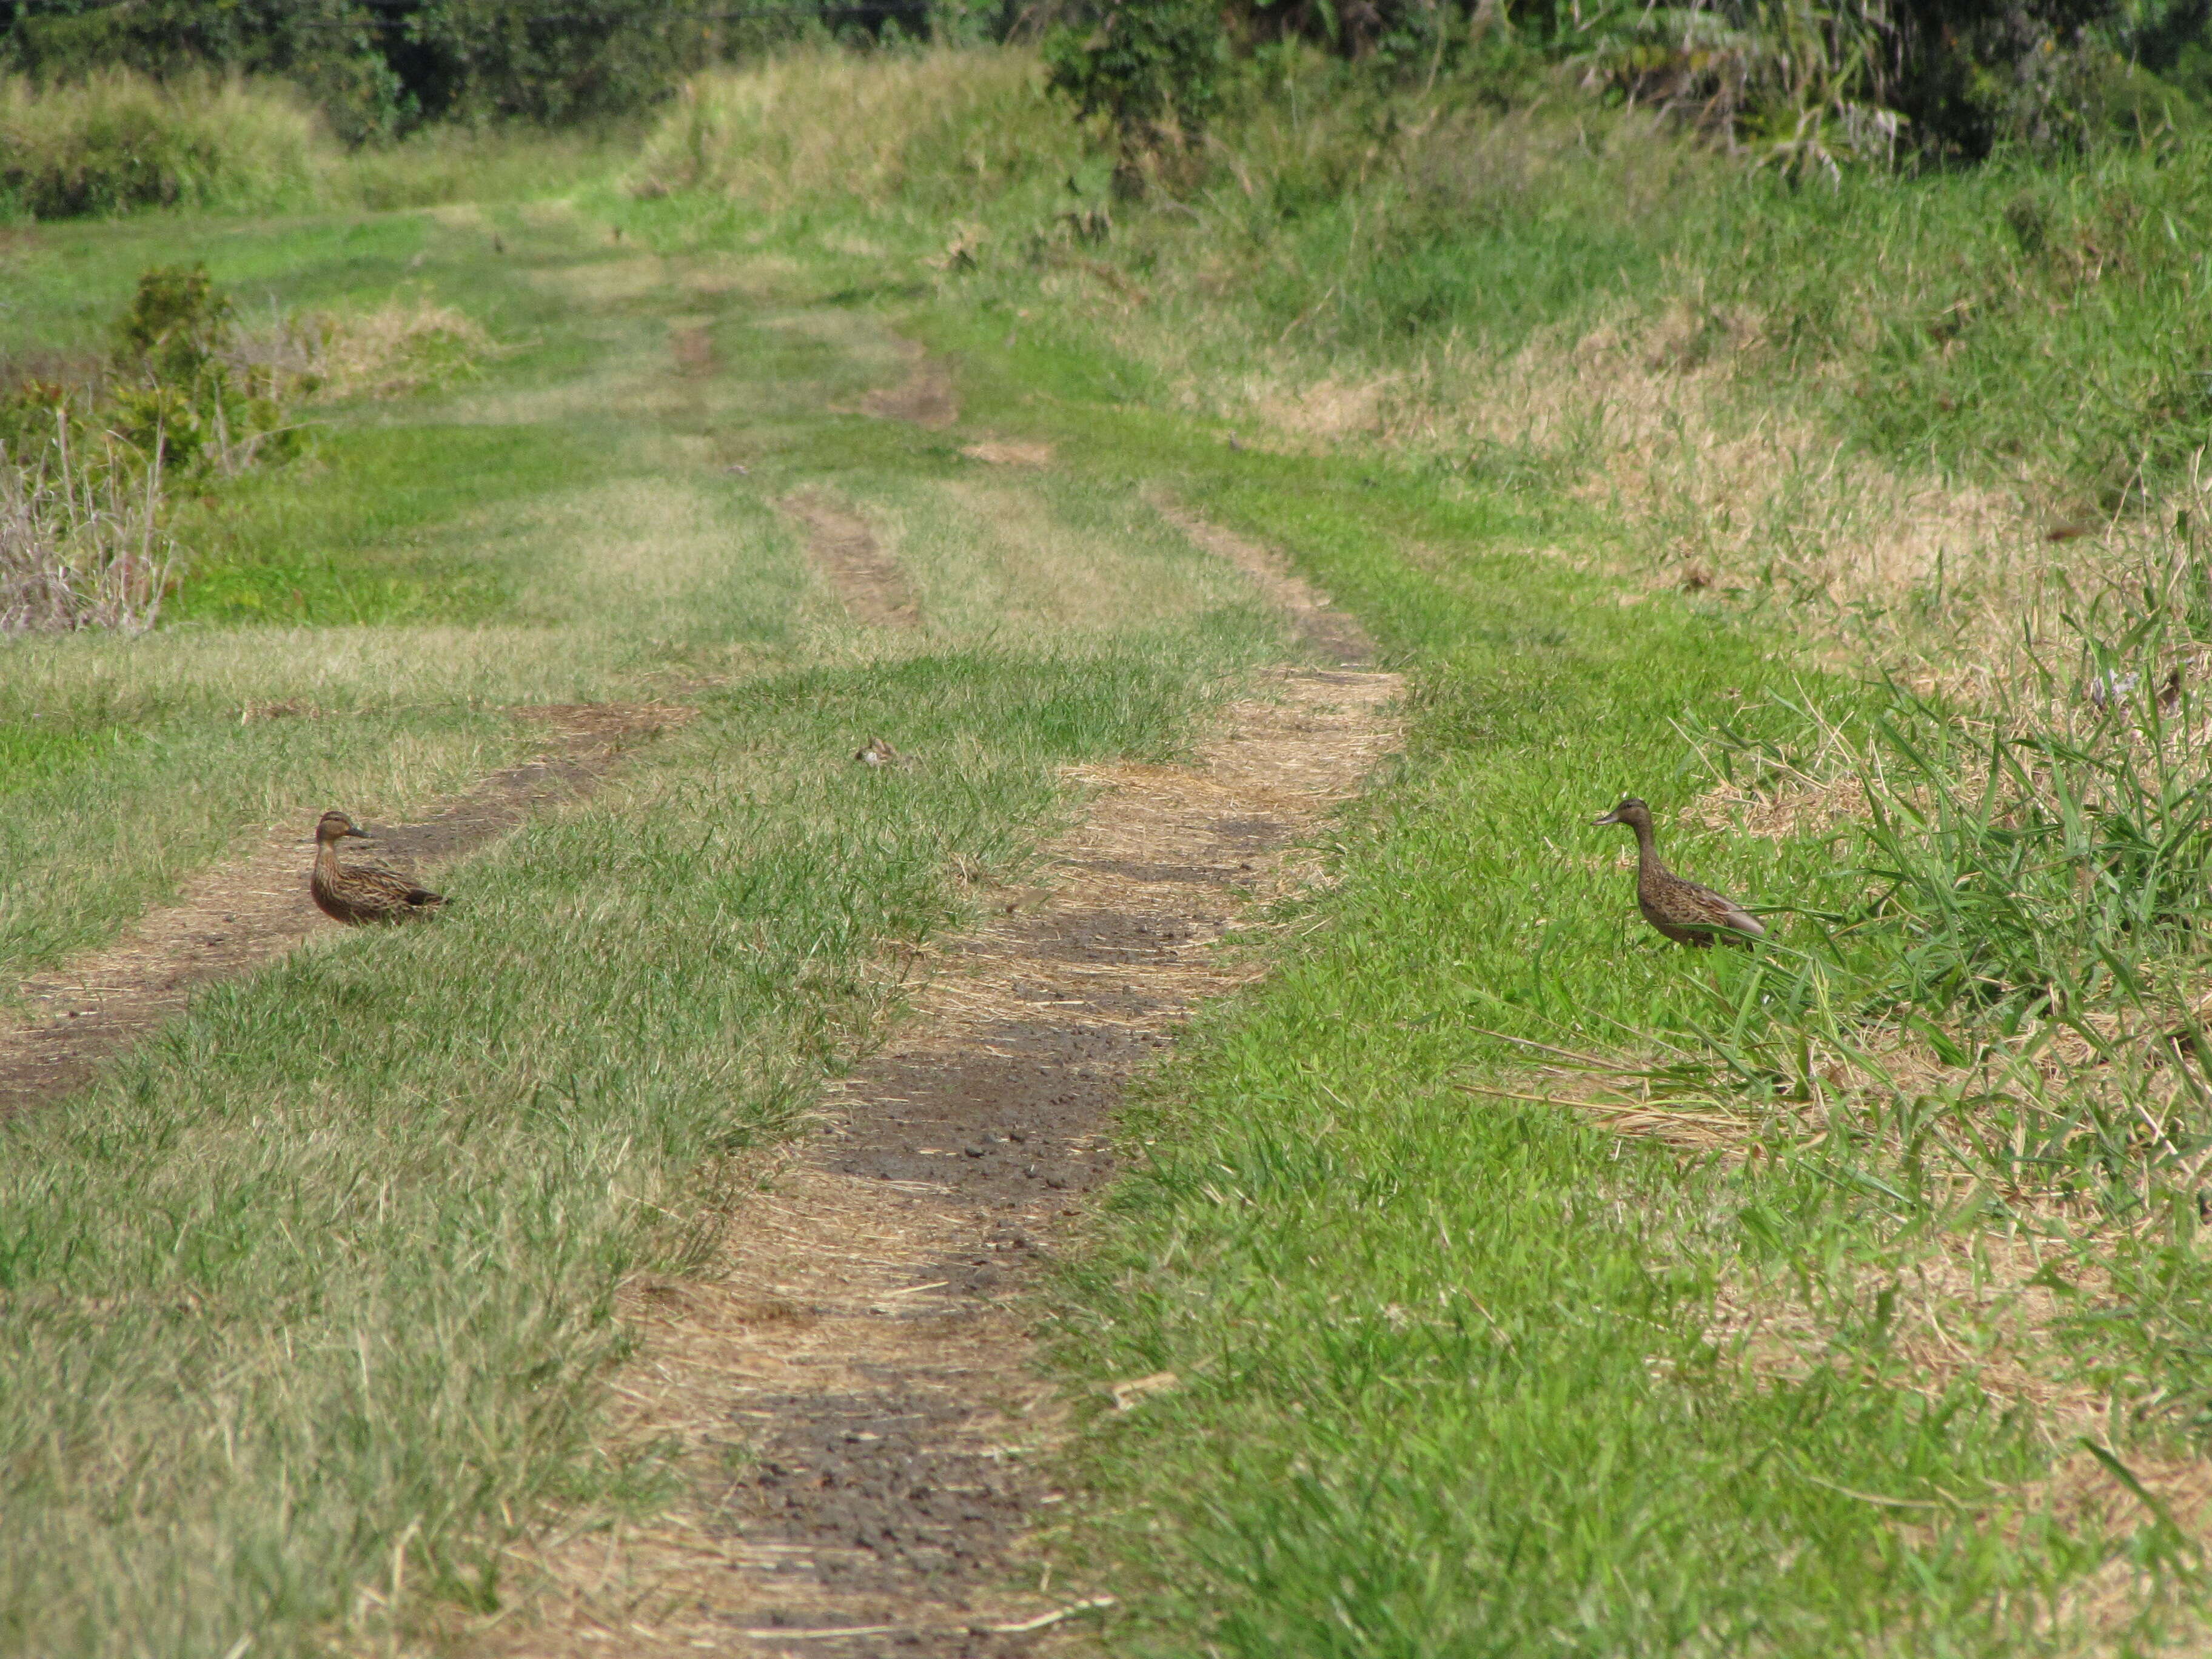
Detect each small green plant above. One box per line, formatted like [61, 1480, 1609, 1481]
[1044, 0, 1225, 197]
[0, 261, 308, 631]
[106, 263, 296, 477]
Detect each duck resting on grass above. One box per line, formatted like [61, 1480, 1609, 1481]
[1594, 797, 1765, 947]
[310, 811, 446, 924]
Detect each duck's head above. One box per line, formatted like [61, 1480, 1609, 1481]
[1593, 797, 1653, 831]
[316, 810, 370, 845]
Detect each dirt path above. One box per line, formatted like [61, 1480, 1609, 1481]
[1146, 494, 1374, 668]
[783, 492, 923, 629]
[491, 512, 1401, 1654]
[0, 702, 684, 1115]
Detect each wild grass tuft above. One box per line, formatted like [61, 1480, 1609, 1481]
[0, 423, 172, 634]
[1672, 535, 2212, 1225]
[0, 72, 336, 220]
[637, 47, 1080, 212]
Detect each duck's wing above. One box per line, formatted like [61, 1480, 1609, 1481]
[1678, 877, 1766, 938]
[349, 860, 446, 914]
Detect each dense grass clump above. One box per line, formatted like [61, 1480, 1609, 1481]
[0, 72, 335, 219]
[635, 47, 1081, 212]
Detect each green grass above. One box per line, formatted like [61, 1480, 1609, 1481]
[0, 643, 1253, 1657]
[628, 45, 2212, 675]
[162, 424, 600, 626]
[0, 72, 334, 221]
[600, 72, 2212, 1644]
[1034, 470, 2121, 1654]
[15, 56, 2212, 1658]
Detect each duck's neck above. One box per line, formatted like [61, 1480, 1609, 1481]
[313, 837, 340, 879]
[1628, 819, 1661, 870]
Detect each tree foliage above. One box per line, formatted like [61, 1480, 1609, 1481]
[1043, 0, 1226, 194]
[0, 0, 881, 138]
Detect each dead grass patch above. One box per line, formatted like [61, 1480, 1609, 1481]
[1114, 294, 2202, 679]
[854, 340, 959, 431]
[226, 293, 494, 402]
[961, 439, 1054, 467]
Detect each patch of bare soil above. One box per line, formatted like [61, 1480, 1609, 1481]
[857, 343, 960, 431]
[0, 702, 687, 1116]
[783, 492, 922, 629]
[485, 666, 1402, 1657]
[1146, 494, 1375, 668]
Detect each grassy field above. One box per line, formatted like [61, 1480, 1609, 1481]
[8, 38, 2212, 1657]
[612, 44, 2212, 1655]
[0, 172, 1282, 1654]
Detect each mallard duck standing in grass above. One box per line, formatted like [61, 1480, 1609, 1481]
[310, 811, 445, 924]
[1594, 797, 1765, 947]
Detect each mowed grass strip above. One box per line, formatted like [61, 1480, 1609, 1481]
[0, 638, 1244, 1658]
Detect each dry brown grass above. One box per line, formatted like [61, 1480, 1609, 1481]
[224, 293, 494, 403]
[0, 433, 172, 635]
[637, 49, 1077, 213]
[1202, 309, 2096, 672]
[960, 439, 1055, 468]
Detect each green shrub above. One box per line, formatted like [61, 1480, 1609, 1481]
[103, 264, 297, 477]
[0, 71, 335, 220]
[1, 260, 305, 636]
[1044, 0, 1225, 196]
[3, 0, 711, 139]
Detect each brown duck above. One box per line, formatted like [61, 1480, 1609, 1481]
[1594, 797, 1765, 947]
[309, 811, 445, 924]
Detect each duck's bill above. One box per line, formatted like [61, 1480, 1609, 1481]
[1592, 809, 1621, 826]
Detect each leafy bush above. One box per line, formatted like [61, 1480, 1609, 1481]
[5, 0, 402, 141]
[1043, 0, 1226, 195]
[4, 0, 740, 138]
[392, 0, 718, 126]
[0, 71, 334, 219]
[103, 263, 297, 477]
[1523, 0, 2212, 164]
